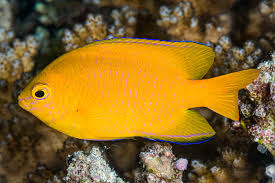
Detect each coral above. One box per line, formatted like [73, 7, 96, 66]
[241, 54, 275, 156]
[174, 158, 188, 171]
[135, 142, 186, 183]
[62, 6, 137, 52]
[0, 0, 40, 82]
[266, 164, 275, 181]
[25, 164, 64, 183]
[188, 147, 263, 183]
[0, 1, 39, 82]
[205, 35, 264, 78]
[0, 0, 274, 182]
[0, 72, 67, 183]
[258, 0, 275, 22]
[83, 0, 148, 8]
[0, 34, 39, 82]
[244, 0, 274, 39]
[107, 141, 139, 173]
[157, 1, 232, 43]
[34, 1, 58, 25]
[258, 31, 275, 52]
[186, 0, 237, 16]
[0, 0, 12, 30]
[64, 146, 125, 183]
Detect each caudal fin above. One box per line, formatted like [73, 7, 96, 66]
[203, 69, 260, 121]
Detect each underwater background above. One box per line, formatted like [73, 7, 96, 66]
[0, 0, 274, 182]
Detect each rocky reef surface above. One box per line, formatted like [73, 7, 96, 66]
[0, 0, 274, 182]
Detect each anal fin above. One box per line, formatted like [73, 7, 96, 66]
[141, 110, 216, 144]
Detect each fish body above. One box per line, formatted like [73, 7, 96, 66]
[18, 38, 260, 144]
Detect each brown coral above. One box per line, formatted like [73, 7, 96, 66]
[205, 35, 263, 78]
[157, 1, 232, 43]
[62, 6, 137, 52]
[188, 147, 263, 183]
[0, 34, 39, 82]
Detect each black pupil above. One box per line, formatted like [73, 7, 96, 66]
[35, 90, 45, 98]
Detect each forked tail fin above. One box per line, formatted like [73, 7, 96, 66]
[202, 69, 260, 121]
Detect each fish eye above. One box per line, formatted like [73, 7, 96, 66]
[32, 84, 50, 100]
[35, 90, 45, 98]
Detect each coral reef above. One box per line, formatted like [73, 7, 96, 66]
[0, 35, 39, 82]
[62, 5, 137, 52]
[244, 0, 274, 39]
[0, 0, 274, 182]
[0, 0, 40, 82]
[35, 1, 58, 26]
[188, 147, 263, 183]
[186, 0, 237, 16]
[258, 0, 274, 22]
[65, 146, 125, 183]
[0, 72, 67, 183]
[157, 1, 232, 43]
[135, 142, 187, 183]
[205, 35, 264, 78]
[0, 0, 12, 30]
[240, 54, 275, 156]
[266, 164, 275, 182]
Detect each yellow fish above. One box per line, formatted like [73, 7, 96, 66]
[18, 38, 260, 144]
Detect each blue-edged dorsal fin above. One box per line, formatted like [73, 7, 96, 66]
[83, 38, 215, 79]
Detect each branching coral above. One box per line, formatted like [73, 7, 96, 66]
[35, 1, 58, 25]
[188, 147, 263, 183]
[258, 31, 275, 52]
[62, 6, 137, 52]
[258, 0, 275, 22]
[0, 0, 40, 82]
[205, 35, 263, 78]
[0, 0, 12, 30]
[245, 0, 274, 39]
[157, 1, 232, 43]
[83, 0, 149, 9]
[0, 32, 39, 82]
[186, 0, 237, 16]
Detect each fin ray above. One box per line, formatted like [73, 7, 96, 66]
[202, 69, 260, 121]
[140, 110, 216, 143]
[83, 38, 215, 79]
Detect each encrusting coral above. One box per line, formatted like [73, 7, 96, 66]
[134, 142, 187, 183]
[157, 1, 232, 43]
[240, 52, 275, 156]
[62, 5, 137, 52]
[65, 146, 126, 183]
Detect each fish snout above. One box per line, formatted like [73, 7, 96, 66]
[18, 96, 31, 110]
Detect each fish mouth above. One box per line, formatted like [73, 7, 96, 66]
[18, 96, 31, 110]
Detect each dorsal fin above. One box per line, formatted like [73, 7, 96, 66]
[83, 38, 215, 79]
